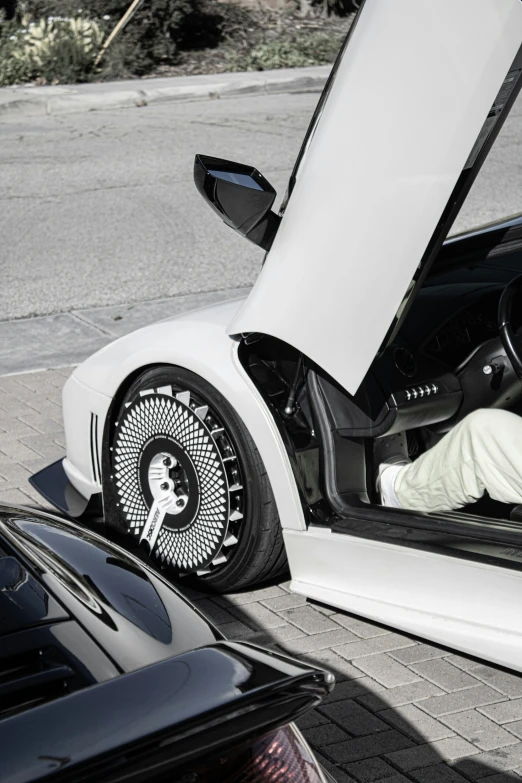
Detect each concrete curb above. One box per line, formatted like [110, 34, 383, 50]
[0, 287, 252, 376]
[0, 65, 330, 119]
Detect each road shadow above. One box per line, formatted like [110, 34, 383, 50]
[51, 516, 522, 782]
[174, 584, 522, 783]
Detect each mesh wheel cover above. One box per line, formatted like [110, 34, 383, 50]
[113, 392, 230, 571]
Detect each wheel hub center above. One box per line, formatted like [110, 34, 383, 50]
[148, 452, 189, 515]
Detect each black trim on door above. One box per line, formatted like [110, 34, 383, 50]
[279, 0, 368, 216]
[328, 507, 522, 574]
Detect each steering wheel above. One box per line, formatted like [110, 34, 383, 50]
[499, 274, 522, 379]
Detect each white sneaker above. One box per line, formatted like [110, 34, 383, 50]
[377, 459, 410, 508]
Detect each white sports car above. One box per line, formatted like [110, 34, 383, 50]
[32, 0, 522, 672]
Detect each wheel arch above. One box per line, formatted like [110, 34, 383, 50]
[72, 300, 306, 533]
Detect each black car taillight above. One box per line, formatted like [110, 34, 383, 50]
[189, 723, 327, 783]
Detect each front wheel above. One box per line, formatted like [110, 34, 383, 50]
[108, 366, 287, 592]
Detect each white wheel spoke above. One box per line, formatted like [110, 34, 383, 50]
[148, 463, 169, 482]
[140, 497, 169, 551]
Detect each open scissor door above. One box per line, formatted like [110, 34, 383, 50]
[228, 0, 522, 396]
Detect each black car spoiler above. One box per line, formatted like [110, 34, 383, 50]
[1, 641, 334, 783]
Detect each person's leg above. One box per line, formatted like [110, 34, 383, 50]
[384, 409, 522, 514]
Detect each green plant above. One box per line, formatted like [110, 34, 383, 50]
[177, 0, 258, 52]
[15, 0, 256, 75]
[299, 0, 359, 18]
[94, 34, 137, 79]
[0, 0, 16, 19]
[224, 32, 342, 72]
[18, 0, 201, 71]
[0, 15, 104, 84]
[0, 18, 32, 84]
[0, 0, 349, 86]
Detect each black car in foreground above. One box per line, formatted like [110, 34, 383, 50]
[0, 506, 334, 783]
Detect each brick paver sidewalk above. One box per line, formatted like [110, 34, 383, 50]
[2, 369, 522, 782]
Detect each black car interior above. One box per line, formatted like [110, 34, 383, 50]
[240, 217, 522, 571]
[309, 225, 522, 512]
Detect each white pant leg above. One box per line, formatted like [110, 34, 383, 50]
[394, 409, 522, 513]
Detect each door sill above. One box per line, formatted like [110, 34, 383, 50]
[328, 504, 522, 570]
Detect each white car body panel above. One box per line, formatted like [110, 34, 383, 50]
[229, 0, 522, 394]
[284, 527, 522, 673]
[65, 299, 306, 532]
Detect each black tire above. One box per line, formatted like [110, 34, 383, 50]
[109, 366, 287, 592]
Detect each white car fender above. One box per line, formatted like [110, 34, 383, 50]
[64, 298, 306, 532]
[62, 373, 110, 502]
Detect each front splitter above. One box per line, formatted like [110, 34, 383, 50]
[30, 459, 102, 519]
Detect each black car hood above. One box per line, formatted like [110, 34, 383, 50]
[0, 507, 335, 783]
[0, 507, 221, 673]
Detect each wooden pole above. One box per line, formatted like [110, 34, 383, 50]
[94, 0, 146, 67]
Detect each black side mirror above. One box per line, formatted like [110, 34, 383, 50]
[194, 154, 281, 252]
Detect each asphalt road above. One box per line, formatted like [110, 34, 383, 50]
[1, 89, 522, 322]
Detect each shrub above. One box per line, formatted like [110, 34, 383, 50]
[0, 15, 104, 84]
[0, 0, 349, 85]
[224, 32, 342, 72]
[0, 18, 33, 84]
[177, 0, 257, 52]
[94, 0, 193, 70]
[0, 0, 16, 19]
[17, 0, 204, 72]
[300, 0, 359, 18]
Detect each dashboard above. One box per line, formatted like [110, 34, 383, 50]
[424, 293, 499, 369]
[349, 224, 522, 438]
[317, 278, 522, 443]
[369, 343, 463, 436]
[367, 288, 522, 436]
